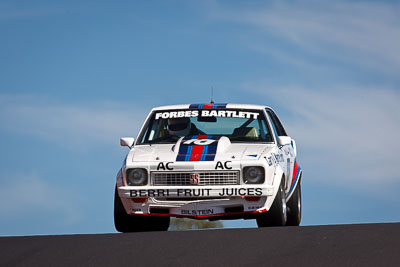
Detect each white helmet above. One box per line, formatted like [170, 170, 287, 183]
[168, 118, 191, 136]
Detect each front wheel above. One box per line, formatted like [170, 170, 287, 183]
[286, 182, 302, 226]
[114, 186, 170, 232]
[256, 179, 287, 227]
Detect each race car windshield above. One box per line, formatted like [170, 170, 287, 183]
[138, 109, 274, 144]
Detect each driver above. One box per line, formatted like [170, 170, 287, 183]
[167, 118, 204, 136]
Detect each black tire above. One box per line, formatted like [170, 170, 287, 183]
[256, 179, 287, 227]
[286, 182, 302, 226]
[114, 186, 170, 232]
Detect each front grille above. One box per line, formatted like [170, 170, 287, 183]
[151, 171, 240, 186]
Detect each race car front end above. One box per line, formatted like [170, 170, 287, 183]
[114, 103, 301, 232]
[116, 158, 282, 221]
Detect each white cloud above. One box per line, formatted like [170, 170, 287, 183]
[0, 173, 81, 225]
[210, 0, 400, 76]
[243, 83, 400, 192]
[205, 0, 400, 196]
[0, 94, 147, 149]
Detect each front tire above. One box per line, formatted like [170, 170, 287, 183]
[114, 186, 170, 232]
[257, 179, 287, 227]
[286, 182, 302, 226]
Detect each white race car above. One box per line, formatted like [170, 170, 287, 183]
[114, 103, 302, 232]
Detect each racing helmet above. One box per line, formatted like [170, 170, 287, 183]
[168, 118, 191, 136]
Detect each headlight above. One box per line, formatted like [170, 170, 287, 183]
[243, 166, 265, 184]
[126, 168, 148, 186]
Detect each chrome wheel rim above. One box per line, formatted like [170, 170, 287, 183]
[297, 186, 301, 221]
[281, 185, 287, 222]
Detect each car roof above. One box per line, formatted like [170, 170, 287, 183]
[151, 103, 272, 111]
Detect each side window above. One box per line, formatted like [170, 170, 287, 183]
[266, 109, 287, 136]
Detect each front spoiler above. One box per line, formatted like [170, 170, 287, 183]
[118, 185, 276, 220]
[127, 208, 268, 220]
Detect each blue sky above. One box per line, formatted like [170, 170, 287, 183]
[1, 0, 400, 236]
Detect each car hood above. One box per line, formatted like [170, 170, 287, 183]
[131, 136, 274, 162]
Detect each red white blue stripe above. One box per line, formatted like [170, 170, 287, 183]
[289, 161, 301, 193]
[176, 135, 220, 161]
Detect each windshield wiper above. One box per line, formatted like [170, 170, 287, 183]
[229, 136, 260, 142]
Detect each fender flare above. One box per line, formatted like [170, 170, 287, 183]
[272, 166, 285, 197]
[116, 168, 124, 187]
[286, 169, 302, 201]
[261, 166, 285, 211]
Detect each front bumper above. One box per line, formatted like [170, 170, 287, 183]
[118, 185, 276, 219]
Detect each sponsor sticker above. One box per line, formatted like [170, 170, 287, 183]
[155, 110, 259, 120]
[129, 188, 264, 198]
[181, 209, 214, 216]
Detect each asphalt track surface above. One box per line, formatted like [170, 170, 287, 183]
[1, 223, 399, 267]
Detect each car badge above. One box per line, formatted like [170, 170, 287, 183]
[190, 173, 200, 185]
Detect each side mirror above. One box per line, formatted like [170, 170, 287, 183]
[277, 136, 291, 146]
[120, 137, 135, 148]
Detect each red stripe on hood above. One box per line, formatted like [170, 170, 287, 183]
[190, 145, 204, 161]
